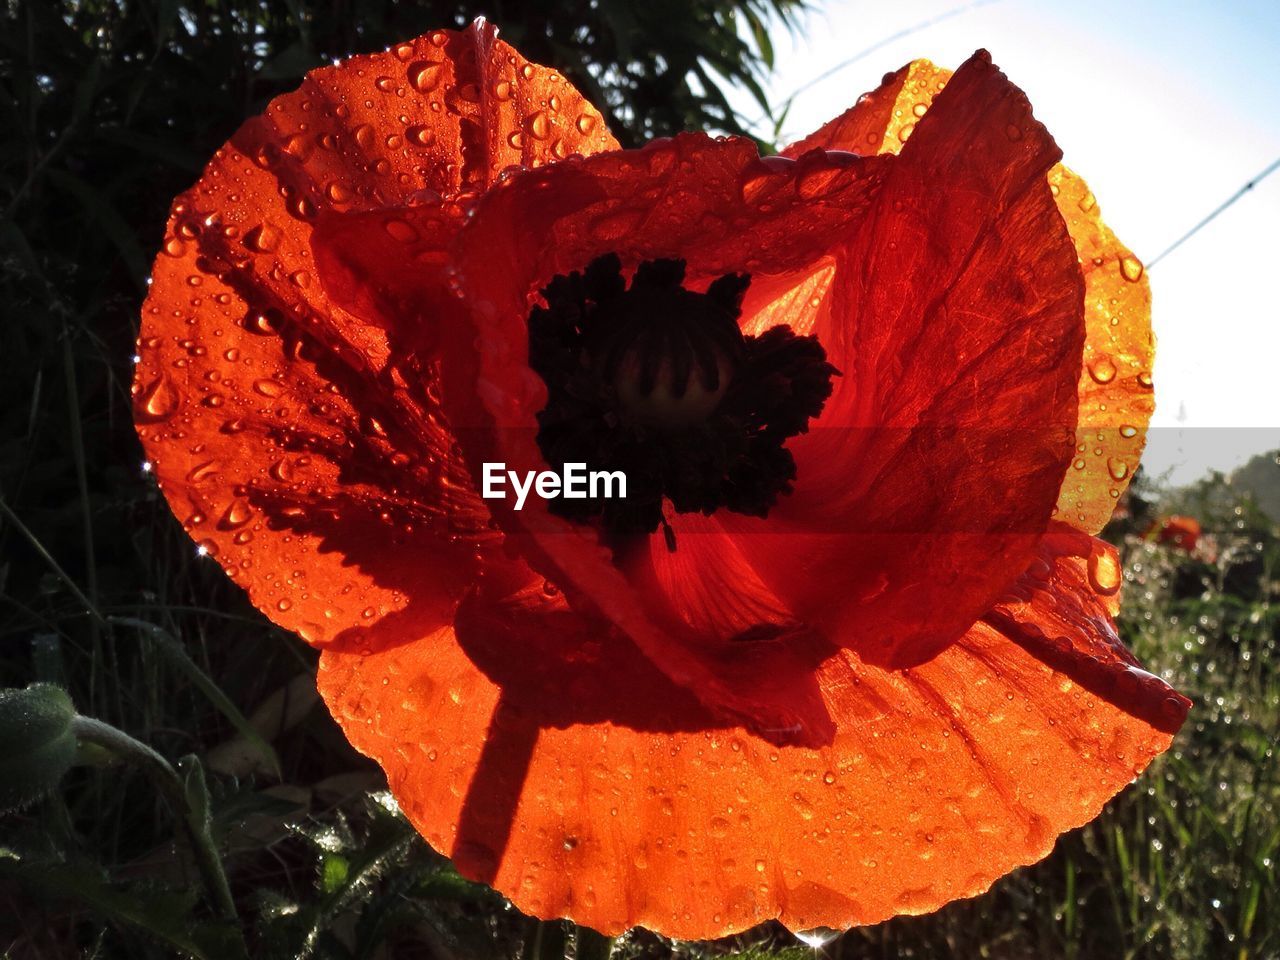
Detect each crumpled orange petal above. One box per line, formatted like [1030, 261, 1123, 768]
[317, 522, 1186, 937]
[133, 21, 614, 648]
[725, 51, 1085, 669]
[788, 59, 1154, 534]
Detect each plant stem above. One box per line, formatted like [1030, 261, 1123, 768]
[70, 715, 240, 926]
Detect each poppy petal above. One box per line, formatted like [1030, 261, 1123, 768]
[1048, 165, 1154, 532]
[135, 20, 619, 646]
[317, 520, 1185, 938]
[788, 58, 1153, 533]
[722, 51, 1084, 667]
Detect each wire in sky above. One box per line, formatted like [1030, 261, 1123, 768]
[744, 0, 1004, 133]
[1147, 156, 1280, 269]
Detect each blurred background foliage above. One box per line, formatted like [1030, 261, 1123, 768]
[1, 0, 1278, 958]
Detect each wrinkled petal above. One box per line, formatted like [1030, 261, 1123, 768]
[317, 521, 1186, 937]
[788, 58, 1154, 534]
[717, 51, 1086, 668]
[134, 21, 615, 646]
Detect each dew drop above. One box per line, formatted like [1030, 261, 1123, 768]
[406, 124, 436, 147]
[136, 375, 178, 422]
[1087, 549, 1122, 595]
[186, 460, 218, 483]
[353, 123, 376, 151]
[528, 111, 551, 141]
[408, 61, 443, 93]
[282, 133, 312, 160]
[383, 218, 419, 243]
[1107, 458, 1129, 481]
[218, 499, 253, 530]
[1119, 254, 1145, 282]
[244, 307, 282, 336]
[1088, 355, 1117, 384]
[575, 113, 597, 135]
[243, 223, 281, 253]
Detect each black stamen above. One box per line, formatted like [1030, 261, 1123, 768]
[528, 254, 837, 545]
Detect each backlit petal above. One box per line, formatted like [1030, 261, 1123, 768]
[318, 522, 1185, 937]
[788, 58, 1153, 533]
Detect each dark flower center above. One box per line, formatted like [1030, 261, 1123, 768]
[528, 253, 837, 549]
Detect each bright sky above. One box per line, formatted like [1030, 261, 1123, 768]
[728, 0, 1280, 485]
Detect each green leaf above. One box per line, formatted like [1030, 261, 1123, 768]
[0, 682, 77, 813]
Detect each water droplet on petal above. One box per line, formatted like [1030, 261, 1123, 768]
[218, 499, 253, 530]
[406, 124, 436, 147]
[1119, 254, 1144, 282]
[243, 223, 281, 253]
[326, 181, 354, 204]
[186, 460, 218, 483]
[408, 61, 443, 93]
[353, 123, 376, 151]
[254, 378, 284, 398]
[136, 375, 178, 422]
[528, 111, 551, 141]
[283, 133, 312, 160]
[383, 218, 418, 243]
[1087, 549, 1122, 595]
[244, 308, 283, 336]
[1088, 355, 1117, 384]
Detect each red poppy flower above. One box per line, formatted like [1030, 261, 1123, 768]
[1151, 515, 1203, 552]
[133, 21, 1189, 937]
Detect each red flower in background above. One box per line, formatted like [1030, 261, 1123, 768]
[1152, 515, 1203, 552]
[133, 21, 1188, 937]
